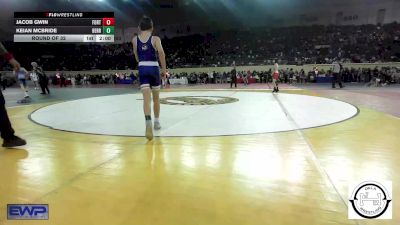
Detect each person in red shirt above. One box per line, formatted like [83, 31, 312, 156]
[272, 63, 280, 93]
[0, 42, 26, 147]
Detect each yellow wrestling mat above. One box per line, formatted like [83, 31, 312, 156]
[0, 90, 399, 225]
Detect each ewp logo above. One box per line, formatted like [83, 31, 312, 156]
[7, 204, 49, 220]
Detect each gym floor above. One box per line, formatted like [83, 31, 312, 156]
[0, 83, 399, 225]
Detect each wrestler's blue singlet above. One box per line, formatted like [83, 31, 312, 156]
[137, 35, 160, 88]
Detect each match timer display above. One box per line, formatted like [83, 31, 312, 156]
[14, 12, 115, 43]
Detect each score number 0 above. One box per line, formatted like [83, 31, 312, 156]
[102, 18, 115, 26]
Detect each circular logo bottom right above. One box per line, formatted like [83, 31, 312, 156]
[349, 181, 392, 219]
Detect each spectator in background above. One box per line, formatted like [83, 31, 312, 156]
[0, 73, 5, 90]
[76, 74, 82, 85]
[2, 23, 400, 70]
[261, 71, 267, 83]
[230, 64, 237, 88]
[70, 75, 76, 86]
[83, 75, 88, 85]
[243, 70, 249, 86]
[60, 72, 67, 87]
[207, 71, 213, 84]
[299, 69, 306, 83]
[288, 68, 294, 84]
[212, 71, 217, 83]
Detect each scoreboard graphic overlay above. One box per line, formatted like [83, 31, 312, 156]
[14, 12, 114, 43]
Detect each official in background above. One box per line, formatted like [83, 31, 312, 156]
[0, 72, 5, 90]
[60, 73, 67, 87]
[31, 62, 50, 94]
[230, 64, 237, 88]
[332, 60, 343, 88]
[0, 42, 26, 147]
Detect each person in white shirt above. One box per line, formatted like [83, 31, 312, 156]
[30, 71, 39, 90]
[83, 75, 88, 85]
[71, 75, 76, 86]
